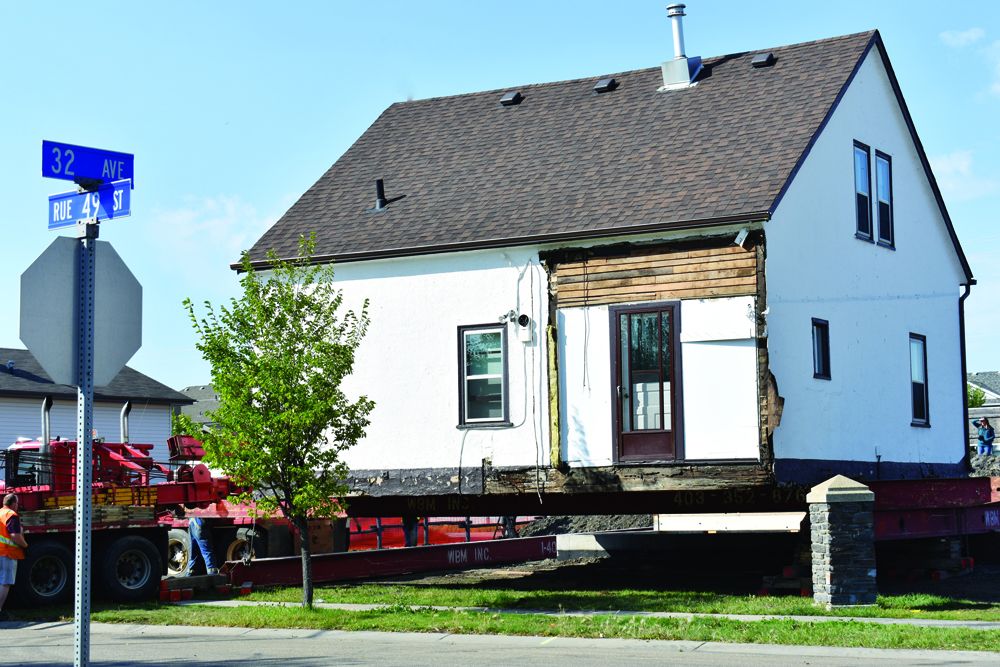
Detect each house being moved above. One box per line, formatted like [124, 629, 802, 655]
[241, 15, 973, 515]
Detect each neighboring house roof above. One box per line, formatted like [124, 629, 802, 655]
[242, 30, 971, 282]
[179, 384, 219, 425]
[968, 372, 1000, 398]
[0, 348, 192, 405]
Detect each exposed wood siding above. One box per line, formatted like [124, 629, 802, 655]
[553, 245, 758, 307]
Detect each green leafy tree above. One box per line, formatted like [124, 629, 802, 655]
[184, 236, 373, 608]
[171, 411, 202, 437]
[968, 384, 986, 409]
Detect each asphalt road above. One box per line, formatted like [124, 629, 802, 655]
[5, 622, 999, 666]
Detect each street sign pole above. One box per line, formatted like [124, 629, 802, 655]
[73, 220, 97, 667]
[32, 140, 139, 667]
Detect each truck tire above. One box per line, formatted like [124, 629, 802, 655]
[13, 539, 73, 605]
[100, 536, 162, 602]
[225, 527, 267, 563]
[166, 528, 191, 577]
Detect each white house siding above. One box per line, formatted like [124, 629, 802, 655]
[558, 296, 760, 466]
[328, 247, 549, 471]
[1, 397, 173, 463]
[765, 49, 968, 480]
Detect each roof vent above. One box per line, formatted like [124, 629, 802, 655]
[593, 77, 618, 94]
[499, 91, 523, 106]
[659, 4, 702, 91]
[5, 360, 13, 373]
[751, 52, 776, 68]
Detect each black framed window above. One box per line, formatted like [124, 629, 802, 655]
[458, 324, 509, 426]
[909, 333, 929, 427]
[854, 141, 873, 240]
[812, 318, 831, 380]
[875, 151, 894, 247]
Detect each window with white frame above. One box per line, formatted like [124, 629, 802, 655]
[909, 333, 929, 426]
[458, 324, 508, 426]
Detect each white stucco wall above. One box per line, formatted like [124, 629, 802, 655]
[328, 247, 549, 471]
[559, 296, 761, 466]
[0, 398, 173, 462]
[766, 49, 968, 467]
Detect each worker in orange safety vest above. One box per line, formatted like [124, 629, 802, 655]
[0, 493, 28, 621]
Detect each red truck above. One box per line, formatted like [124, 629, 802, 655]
[1, 433, 235, 605]
[2, 428, 527, 604]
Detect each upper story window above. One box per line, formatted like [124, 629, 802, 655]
[909, 333, 929, 427]
[458, 324, 509, 427]
[812, 318, 831, 380]
[875, 151, 894, 247]
[853, 142, 872, 240]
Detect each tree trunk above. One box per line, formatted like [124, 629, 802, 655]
[295, 516, 313, 608]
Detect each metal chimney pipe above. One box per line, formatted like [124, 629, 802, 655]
[40, 396, 52, 486]
[374, 178, 387, 210]
[120, 401, 132, 443]
[667, 3, 687, 59]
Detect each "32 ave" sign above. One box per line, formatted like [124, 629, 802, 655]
[42, 140, 135, 188]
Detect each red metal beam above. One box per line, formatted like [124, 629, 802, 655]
[869, 477, 1000, 510]
[226, 535, 558, 587]
[875, 504, 1000, 541]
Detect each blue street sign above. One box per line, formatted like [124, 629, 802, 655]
[42, 140, 135, 188]
[48, 179, 132, 229]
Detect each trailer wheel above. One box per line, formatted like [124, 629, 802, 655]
[225, 528, 266, 563]
[101, 536, 162, 602]
[166, 529, 191, 577]
[13, 539, 72, 605]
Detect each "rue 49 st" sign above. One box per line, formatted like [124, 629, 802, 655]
[48, 179, 132, 229]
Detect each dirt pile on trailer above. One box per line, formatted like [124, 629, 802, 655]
[969, 454, 1000, 477]
[518, 514, 653, 536]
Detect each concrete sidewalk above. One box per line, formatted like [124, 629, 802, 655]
[179, 598, 1000, 630]
[4, 621, 999, 666]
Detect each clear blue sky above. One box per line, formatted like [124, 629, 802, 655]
[1, 1, 998, 390]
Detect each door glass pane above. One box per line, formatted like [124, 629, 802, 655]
[466, 377, 503, 420]
[619, 315, 631, 432]
[661, 311, 672, 425]
[629, 313, 662, 431]
[466, 332, 502, 376]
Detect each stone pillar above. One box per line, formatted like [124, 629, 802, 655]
[807, 475, 877, 608]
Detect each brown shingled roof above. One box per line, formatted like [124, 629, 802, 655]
[246, 31, 880, 265]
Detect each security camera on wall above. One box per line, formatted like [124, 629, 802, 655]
[517, 314, 532, 343]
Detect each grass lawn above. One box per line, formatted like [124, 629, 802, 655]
[242, 584, 1000, 622]
[14, 602, 1000, 652]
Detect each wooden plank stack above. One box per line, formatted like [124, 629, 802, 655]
[553, 244, 758, 308]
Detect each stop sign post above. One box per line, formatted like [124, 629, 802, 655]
[26, 141, 139, 667]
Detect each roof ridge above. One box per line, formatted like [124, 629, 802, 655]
[395, 29, 878, 107]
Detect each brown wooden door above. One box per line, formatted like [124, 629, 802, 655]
[611, 303, 681, 462]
